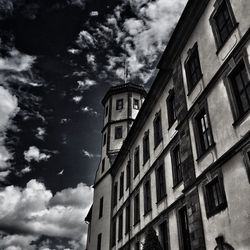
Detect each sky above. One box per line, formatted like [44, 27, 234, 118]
[0, 0, 187, 249]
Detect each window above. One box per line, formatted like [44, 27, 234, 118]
[113, 182, 118, 207]
[126, 161, 131, 189]
[194, 107, 214, 157]
[134, 193, 140, 225]
[112, 219, 116, 246]
[120, 172, 124, 199]
[99, 197, 103, 218]
[135, 242, 140, 250]
[97, 233, 102, 250]
[203, 175, 227, 218]
[103, 133, 106, 146]
[105, 105, 108, 117]
[243, 146, 250, 182]
[118, 213, 123, 241]
[184, 43, 202, 92]
[178, 206, 191, 250]
[143, 179, 152, 214]
[116, 99, 123, 110]
[115, 126, 123, 139]
[133, 98, 139, 110]
[101, 158, 105, 173]
[143, 131, 150, 164]
[159, 221, 168, 250]
[125, 204, 130, 234]
[153, 112, 163, 148]
[172, 145, 183, 186]
[228, 60, 250, 120]
[134, 146, 140, 178]
[167, 90, 177, 128]
[155, 164, 166, 202]
[210, 0, 237, 50]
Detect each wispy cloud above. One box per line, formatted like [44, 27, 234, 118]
[81, 106, 99, 116]
[76, 30, 96, 49]
[77, 79, 97, 91]
[82, 149, 100, 159]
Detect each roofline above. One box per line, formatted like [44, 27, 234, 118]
[101, 83, 147, 105]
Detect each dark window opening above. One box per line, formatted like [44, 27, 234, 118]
[154, 112, 163, 148]
[103, 133, 106, 146]
[179, 206, 191, 250]
[143, 131, 150, 164]
[134, 193, 140, 225]
[116, 99, 123, 110]
[172, 145, 183, 186]
[99, 197, 103, 218]
[113, 182, 118, 207]
[125, 204, 130, 234]
[126, 161, 131, 189]
[159, 220, 168, 250]
[120, 171, 124, 199]
[97, 233, 102, 250]
[101, 158, 105, 173]
[112, 219, 116, 247]
[134, 147, 140, 178]
[118, 213, 123, 241]
[144, 179, 152, 214]
[156, 164, 166, 202]
[115, 126, 123, 139]
[167, 90, 177, 128]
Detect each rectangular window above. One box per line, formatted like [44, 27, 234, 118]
[112, 219, 116, 247]
[185, 43, 202, 92]
[143, 179, 152, 214]
[101, 158, 105, 173]
[159, 220, 168, 250]
[210, 0, 237, 49]
[133, 98, 139, 110]
[134, 193, 140, 225]
[120, 171, 124, 199]
[179, 206, 191, 250]
[118, 213, 123, 241]
[194, 107, 214, 157]
[172, 145, 183, 186]
[229, 60, 250, 119]
[156, 164, 166, 202]
[143, 130, 150, 164]
[99, 197, 103, 218]
[115, 126, 123, 139]
[113, 182, 118, 207]
[97, 233, 102, 250]
[126, 161, 131, 189]
[105, 105, 108, 117]
[204, 175, 227, 218]
[116, 99, 123, 110]
[134, 146, 140, 178]
[103, 133, 106, 146]
[153, 112, 163, 148]
[125, 204, 130, 234]
[167, 90, 177, 128]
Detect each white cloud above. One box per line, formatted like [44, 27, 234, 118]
[81, 106, 98, 116]
[36, 127, 46, 140]
[0, 49, 35, 72]
[77, 79, 97, 91]
[82, 149, 99, 159]
[72, 96, 82, 103]
[67, 48, 81, 55]
[90, 11, 98, 17]
[0, 180, 93, 249]
[20, 166, 31, 174]
[70, 0, 86, 9]
[24, 146, 51, 163]
[76, 31, 96, 49]
[86, 54, 97, 71]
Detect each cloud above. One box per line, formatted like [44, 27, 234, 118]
[81, 106, 99, 116]
[0, 180, 93, 249]
[0, 49, 35, 72]
[67, 48, 81, 55]
[76, 31, 96, 49]
[70, 0, 86, 9]
[24, 146, 51, 163]
[20, 166, 31, 174]
[77, 79, 97, 91]
[72, 96, 82, 103]
[36, 127, 46, 140]
[82, 149, 100, 159]
[86, 54, 97, 71]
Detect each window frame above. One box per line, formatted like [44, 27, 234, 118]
[97, 233, 102, 250]
[116, 99, 123, 110]
[101, 158, 105, 173]
[118, 212, 123, 241]
[155, 163, 167, 203]
[99, 196, 103, 219]
[193, 104, 215, 159]
[119, 171, 124, 199]
[115, 126, 123, 140]
[209, 0, 238, 52]
[159, 220, 169, 250]
[112, 219, 116, 247]
[184, 42, 203, 93]
[134, 192, 140, 226]
[113, 182, 118, 208]
[143, 130, 150, 165]
[103, 133, 106, 146]
[126, 160, 131, 190]
[133, 98, 140, 110]
[171, 144, 183, 187]
[203, 171, 227, 218]
[166, 89, 177, 129]
[242, 143, 250, 183]
[178, 206, 191, 250]
[143, 178, 152, 215]
[125, 204, 130, 234]
[153, 111, 163, 149]
[134, 146, 140, 178]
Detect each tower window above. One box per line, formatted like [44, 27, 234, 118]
[194, 106, 214, 157]
[99, 197, 103, 218]
[210, 0, 237, 50]
[203, 175, 227, 218]
[171, 145, 183, 186]
[115, 126, 123, 139]
[228, 60, 250, 120]
[153, 111, 163, 148]
[143, 130, 150, 164]
[101, 158, 105, 173]
[134, 146, 140, 178]
[143, 179, 152, 214]
[116, 99, 123, 110]
[155, 164, 166, 202]
[119, 171, 124, 199]
[184, 43, 202, 92]
[118, 212, 123, 241]
[166, 89, 177, 128]
[134, 193, 140, 225]
[133, 98, 139, 110]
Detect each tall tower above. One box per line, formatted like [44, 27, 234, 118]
[86, 83, 147, 250]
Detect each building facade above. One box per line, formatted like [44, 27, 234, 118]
[85, 0, 250, 249]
